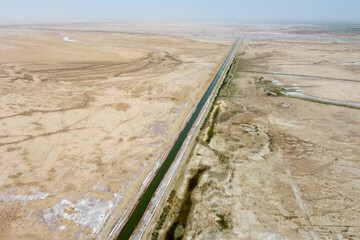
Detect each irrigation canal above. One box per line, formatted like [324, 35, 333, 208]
[116, 39, 239, 240]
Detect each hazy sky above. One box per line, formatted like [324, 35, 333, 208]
[1, 0, 359, 23]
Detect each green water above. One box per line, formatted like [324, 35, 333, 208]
[116, 40, 239, 240]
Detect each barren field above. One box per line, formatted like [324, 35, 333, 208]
[149, 38, 360, 239]
[0, 25, 230, 239]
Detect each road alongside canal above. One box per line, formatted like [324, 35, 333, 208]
[112, 39, 240, 240]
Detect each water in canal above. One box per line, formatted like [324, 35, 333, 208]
[116, 40, 239, 240]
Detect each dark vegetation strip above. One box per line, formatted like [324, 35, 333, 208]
[151, 190, 177, 240]
[206, 106, 220, 143]
[164, 167, 209, 240]
[200, 58, 237, 131]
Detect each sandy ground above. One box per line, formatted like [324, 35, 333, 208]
[0, 25, 230, 239]
[150, 38, 360, 239]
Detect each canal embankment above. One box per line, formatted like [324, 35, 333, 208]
[109, 40, 240, 240]
[137, 41, 240, 240]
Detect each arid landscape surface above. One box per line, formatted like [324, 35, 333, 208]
[0, 24, 230, 239]
[148, 31, 360, 239]
[0, 22, 360, 240]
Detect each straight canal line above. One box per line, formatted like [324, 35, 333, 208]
[115, 39, 240, 240]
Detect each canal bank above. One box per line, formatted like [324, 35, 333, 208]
[111, 39, 240, 240]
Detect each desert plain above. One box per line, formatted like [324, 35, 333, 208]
[0, 22, 360, 240]
[0, 24, 231, 239]
[146, 26, 360, 240]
